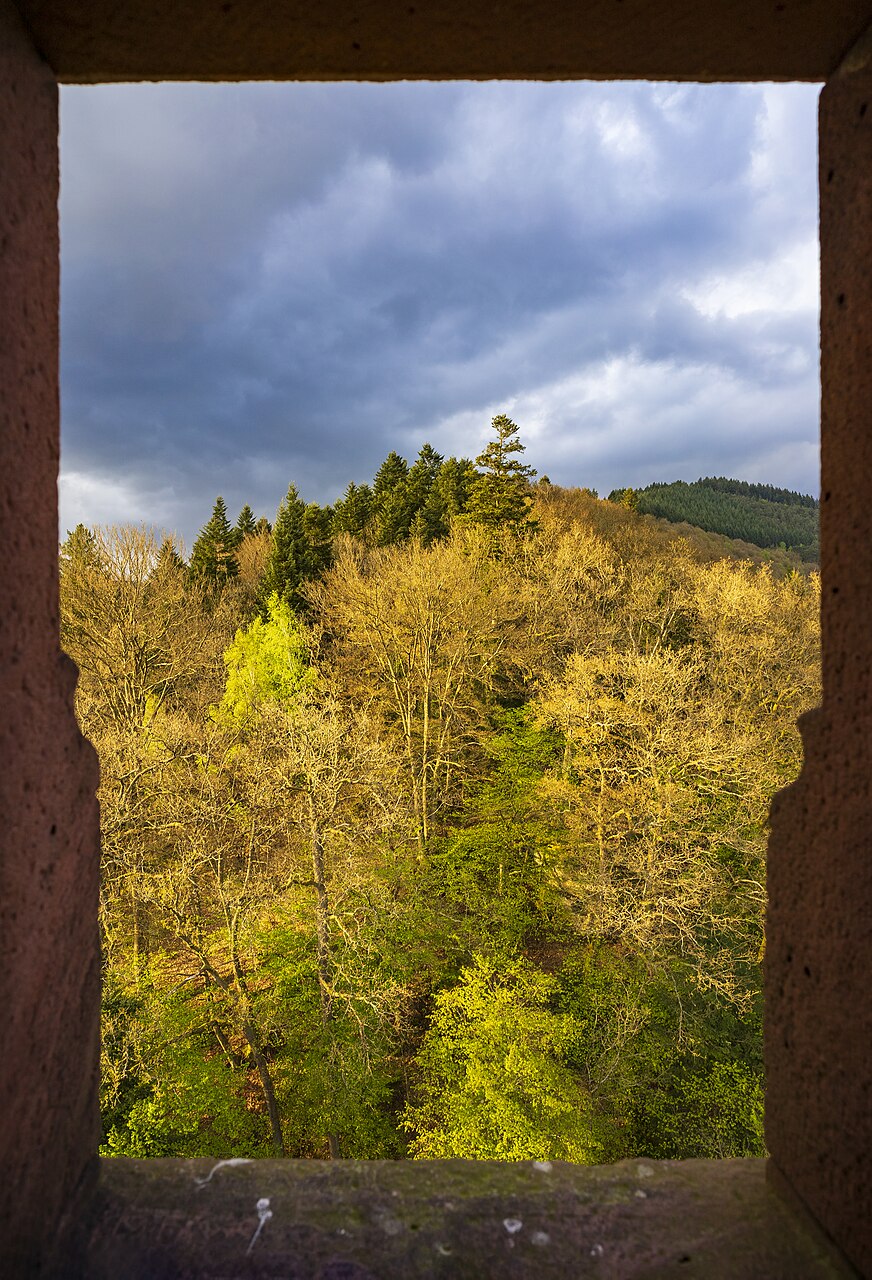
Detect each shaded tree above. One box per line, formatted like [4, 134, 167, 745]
[332, 482, 373, 539]
[258, 484, 312, 611]
[190, 496, 239, 585]
[372, 451, 412, 545]
[234, 503, 257, 542]
[303, 502, 334, 577]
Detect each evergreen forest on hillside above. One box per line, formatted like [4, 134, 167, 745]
[623, 478, 819, 562]
[61, 418, 821, 1162]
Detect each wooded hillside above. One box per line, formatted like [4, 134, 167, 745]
[61, 420, 820, 1162]
[626, 477, 819, 562]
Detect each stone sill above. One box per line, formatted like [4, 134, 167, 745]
[49, 1155, 859, 1278]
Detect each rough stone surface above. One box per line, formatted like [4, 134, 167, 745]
[0, 2, 101, 1275]
[765, 53, 872, 1280]
[12, 0, 872, 84]
[1, 2, 871, 1277]
[54, 1157, 856, 1279]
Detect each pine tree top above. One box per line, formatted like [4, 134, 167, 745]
[373, 451, 409, 495]
[466, 416, 537, 533]
[475, 414, 537, 482]
[235, 504, 257, 539]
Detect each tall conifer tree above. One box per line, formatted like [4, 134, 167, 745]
[302, 503, 334, 576]
[436, 457, 477, 518]
[235, 504, 257, 542]
[466, 415, 536, 531]
[332, 482, 373, 538]
[406, 444, 447, 545]
[190, 496, 239, 584]
[257, 484, 313, 611]
[372, 451, 412, 545]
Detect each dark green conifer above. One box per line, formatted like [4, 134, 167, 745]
[60, 523, 99, 575]
[235, 504, 257, 542]
[607, 487, 639, 510]
[435, 457, 477, 518]
[332, 482, 373, 538]
[466, 415, 537, 531]
[406, 444, 447, 545]
[407, 444, 443, 509]
[190, 496, 239, 585]
[302, 502, 334, 576]
[257, 484, 313, 611]
[372, 451, 412, 545]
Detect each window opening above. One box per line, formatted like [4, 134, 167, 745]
[58, 79, 821, 1163]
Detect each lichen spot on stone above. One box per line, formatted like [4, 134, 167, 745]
[532, 1160, 553, 1173]
[503, 1218, 523, 1234]
[531, 1230, 551, 1247]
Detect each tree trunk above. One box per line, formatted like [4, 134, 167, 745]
[241, 1015, 286, 1156]
[310, 818, 342, 1158]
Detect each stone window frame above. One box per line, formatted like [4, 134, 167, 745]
[1, 1, 871, 1274]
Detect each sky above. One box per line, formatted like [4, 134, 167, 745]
[59, 80, 821, 549]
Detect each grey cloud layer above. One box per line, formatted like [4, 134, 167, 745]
[60, 80, 820, 544]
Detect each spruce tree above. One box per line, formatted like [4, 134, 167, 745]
[372, 451, 413, 545]
[332, 482, 373, 538]
[406, 444, 446, 545]
[302, 502, 334, 576]
[155, 537, 187, 577]
[235, 504, 257, 542]
[407, 444, 443, 509]
[466, 415, 537, 531]
[436, 457, 477, 518]
[190, 496, 239, 585]
[60, 523, 99, 576]
[257, 484, 312, 611]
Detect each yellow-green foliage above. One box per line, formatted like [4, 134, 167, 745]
[404, 956, 606, 1162]
[62, 489, 819, 1162]
[216, 592, 316, 726]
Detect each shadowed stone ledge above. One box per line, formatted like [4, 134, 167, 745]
[54, 1156, 856, 1278]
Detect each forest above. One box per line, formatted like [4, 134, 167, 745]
[60, 417, 821, 1163]
[626, 478, 819, 562]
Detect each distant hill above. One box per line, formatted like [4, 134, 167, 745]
[626, 477, 819, 562]
[537, 485, 817, 577]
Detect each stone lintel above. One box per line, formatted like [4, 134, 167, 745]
[12, 0, 872, 84]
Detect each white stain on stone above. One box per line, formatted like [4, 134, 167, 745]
[635, 1189, 648, 1199]
[246, 1197, 273, 1256]
[590, 1243, 604, 1258]
[194, 1157, 253, 1187]
[531, 1230, 551, 1247]
[636, 1163, 655, 1178]
[435, 1243, 453, 1256]
[532, 1160, 553, 1173]
[503, 1218, 523, 1235]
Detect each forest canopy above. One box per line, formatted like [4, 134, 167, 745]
[60, 418, 820, 1162]
[625, 477, 819, 561]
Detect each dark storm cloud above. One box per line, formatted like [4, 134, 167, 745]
[59, 80, 820, 545]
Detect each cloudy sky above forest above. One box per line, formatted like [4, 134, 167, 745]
[59, 80, 821, 547]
